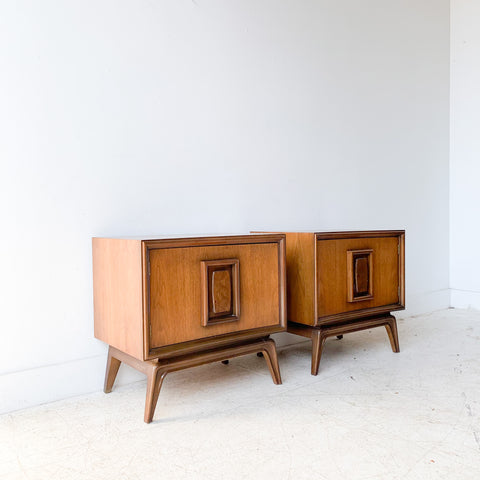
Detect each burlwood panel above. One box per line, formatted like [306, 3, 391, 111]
[284, 233, 316, 326]
[346, 249, 374, 302]
[93, 238, 144, 360]
[149, 243, 281, 348]
[200, 259, 240, 326]
[316, 236, 400, 322]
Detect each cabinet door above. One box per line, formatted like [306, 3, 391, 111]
[316, 235, 403, 324]
[148, 242, 282, 349]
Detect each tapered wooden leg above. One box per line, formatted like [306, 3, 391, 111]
[311, 329, 327, 376]
[385, 316, 400, 353]
[144, 366, 168, 424]
[261, 339, 282, 385]
[104, 346, 121, 393]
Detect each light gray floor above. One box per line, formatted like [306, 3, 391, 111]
[1, 309, 479, 480]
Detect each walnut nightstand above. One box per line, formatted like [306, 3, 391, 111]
[93, 234, 286, 422]
[264, 230, 405, 375]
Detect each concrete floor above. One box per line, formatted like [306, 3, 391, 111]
[1, 309, 479, 480]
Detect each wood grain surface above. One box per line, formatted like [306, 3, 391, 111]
[283, 232, 317, 326]
[148, 242, 282, 348]
[317, 236, 400, 322]
[93, 238, 144, 359]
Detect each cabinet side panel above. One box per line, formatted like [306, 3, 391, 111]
[93, 238, 144, 360]
[285, 233, 316, 326]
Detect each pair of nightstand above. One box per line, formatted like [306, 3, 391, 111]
[93, 230, 405, 422]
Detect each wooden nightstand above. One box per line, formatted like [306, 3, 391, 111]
[266, 230, 405, 375]
[93, 234, 286, 422]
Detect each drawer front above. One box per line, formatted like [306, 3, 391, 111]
[316, 235, 402, 323]
[148, 242, 282, 349]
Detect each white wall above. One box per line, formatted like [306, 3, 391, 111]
[450, 0, 480, 309]
[0, 0, 450, 413]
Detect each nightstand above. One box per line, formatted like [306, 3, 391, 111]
[266, 230, 405, 375]
[93, 234, 286, 422]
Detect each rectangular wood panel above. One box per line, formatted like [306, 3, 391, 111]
[316, 236, 401, 324]
[284, 232, 316, 326]
[92, 238, 144, 360]
[347, 249, 374, 302]
[148, 243, 281, 348]
[200, 258, 240, 326]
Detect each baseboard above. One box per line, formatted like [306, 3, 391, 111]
[396, 289, 450, 318]
[450, 289, 480, 310]
[0, 352, 144, 415]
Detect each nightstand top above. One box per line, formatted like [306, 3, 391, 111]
[93, 232, 283, 241]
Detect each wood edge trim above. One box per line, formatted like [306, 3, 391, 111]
[313, 233, 318, 324]
[346, 250, 354, 302]
[315, 230, 405, 240]
[200, 258, 240, 266]
[143, 234, 286, 249]
[155, 337, 274, 371]
[109, 346, 157, 375]
[233, 260, 240, 319]
[145, 326, 285, 360]
[200, 261, 208, 327]
[278, 236, 287, 328]
[315, 304, 405, 326]
[290, 313, 396, 335]
[142, 242, 150, 361]
[399, 232, 406, 306]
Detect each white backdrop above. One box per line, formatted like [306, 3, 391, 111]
[0, 0, 450, 412]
